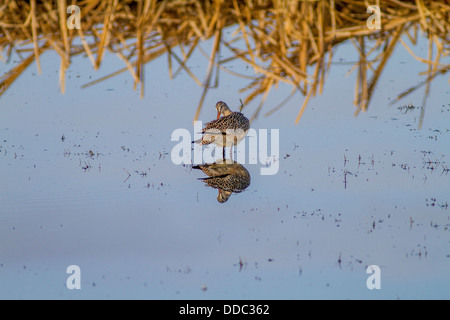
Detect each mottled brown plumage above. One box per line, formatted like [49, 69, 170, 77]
[193, 159, 251, 203]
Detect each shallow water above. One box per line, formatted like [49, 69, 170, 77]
[0, 31, 449, 299]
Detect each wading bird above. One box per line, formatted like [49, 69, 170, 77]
[193, 101, 250, 159]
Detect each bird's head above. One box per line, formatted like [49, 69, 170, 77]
[217, 189, 232, 203]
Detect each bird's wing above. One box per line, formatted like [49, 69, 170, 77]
[202, 117, 228, 133]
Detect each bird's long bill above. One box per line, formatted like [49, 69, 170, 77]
[217, 111, 221, 119]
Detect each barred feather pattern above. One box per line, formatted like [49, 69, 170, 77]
[201, 112, 250, 146]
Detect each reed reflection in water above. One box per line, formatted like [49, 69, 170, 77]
[1, 0, 449, 126]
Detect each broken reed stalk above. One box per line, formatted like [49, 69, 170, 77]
[0, 0, 449, 124]
[30, 0, 41, 75]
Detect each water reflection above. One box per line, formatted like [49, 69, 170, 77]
[193, 160, 250, 203]
[0, 1, 448, 124]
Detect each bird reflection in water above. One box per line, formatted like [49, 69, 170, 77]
[193, 159, 251, 203]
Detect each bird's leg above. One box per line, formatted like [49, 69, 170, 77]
[222, 132, 226, 160]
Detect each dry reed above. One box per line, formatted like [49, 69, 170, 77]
[0, 0, 449, 124]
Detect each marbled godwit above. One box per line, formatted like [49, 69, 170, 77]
[194, 101, 250, 158]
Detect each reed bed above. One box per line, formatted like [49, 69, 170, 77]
[0, 0, 449, 124]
